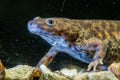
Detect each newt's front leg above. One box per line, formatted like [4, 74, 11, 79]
[36, 46, 58, 68]
[34, 46, 58, 77]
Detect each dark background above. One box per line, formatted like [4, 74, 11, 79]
[0, 0, 120, 70]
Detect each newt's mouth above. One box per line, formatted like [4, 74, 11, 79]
[28, 20, 41, 34]
[28, 20, 49, 34]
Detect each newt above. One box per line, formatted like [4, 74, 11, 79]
[27, 17, 120, 71]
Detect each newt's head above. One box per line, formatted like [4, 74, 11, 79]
[28, 17, 78, 45]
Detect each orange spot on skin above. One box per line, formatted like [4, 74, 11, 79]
[104, 31, 111, 39]
[98, 33, 103, 39]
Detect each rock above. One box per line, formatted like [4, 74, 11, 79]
[74, 71, 119, 80]
[1, 64, 118, 80]
[5, 65, 39, 80]
[74, 72, 89, 80]
[40, 65, 119, 80]
[40, 64, 71, 80]
[60, 68, 78, 78]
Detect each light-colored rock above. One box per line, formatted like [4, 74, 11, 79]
[74, 71, 119, 80]
[40, 64, 71, 80]
[40, 65, 119, 80]
[5, 65, 36, 80]
[4, 64, 118, 80]
[60, 68, 78, 78]
[74, 72, 89, 80]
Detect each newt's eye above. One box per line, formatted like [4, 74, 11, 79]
[45, 18, 56, 27]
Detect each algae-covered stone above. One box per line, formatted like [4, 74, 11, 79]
[40, 65, 71, 80]
[89, 71, 118, 80]
[74, 71, 118, 80]
[40, 72, 71, 80]
[5, 65, 35, 80]
[74, 72, 89, 80]
[60, 65, 81, 79]
[60, 68, 78, 78]
[40, 64, 119, 80]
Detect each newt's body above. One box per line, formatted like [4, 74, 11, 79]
[27, 17, 120, 71]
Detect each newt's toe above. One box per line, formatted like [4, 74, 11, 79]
[87, 59, 103, 71]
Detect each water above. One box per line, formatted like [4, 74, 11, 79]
[0, 17, 45, 68]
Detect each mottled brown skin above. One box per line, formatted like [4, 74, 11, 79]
[68, 20, 120, 66]
[28, 17, 120, 71]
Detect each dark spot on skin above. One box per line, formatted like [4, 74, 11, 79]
[80, 22, 92, 30]
[64, 32, 68, 36]
[92, 44, 98, 48]
[102, 22, 106, 28]
[95, 27, 101, 31]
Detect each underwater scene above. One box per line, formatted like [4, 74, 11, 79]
[0, 0, 120, 80]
